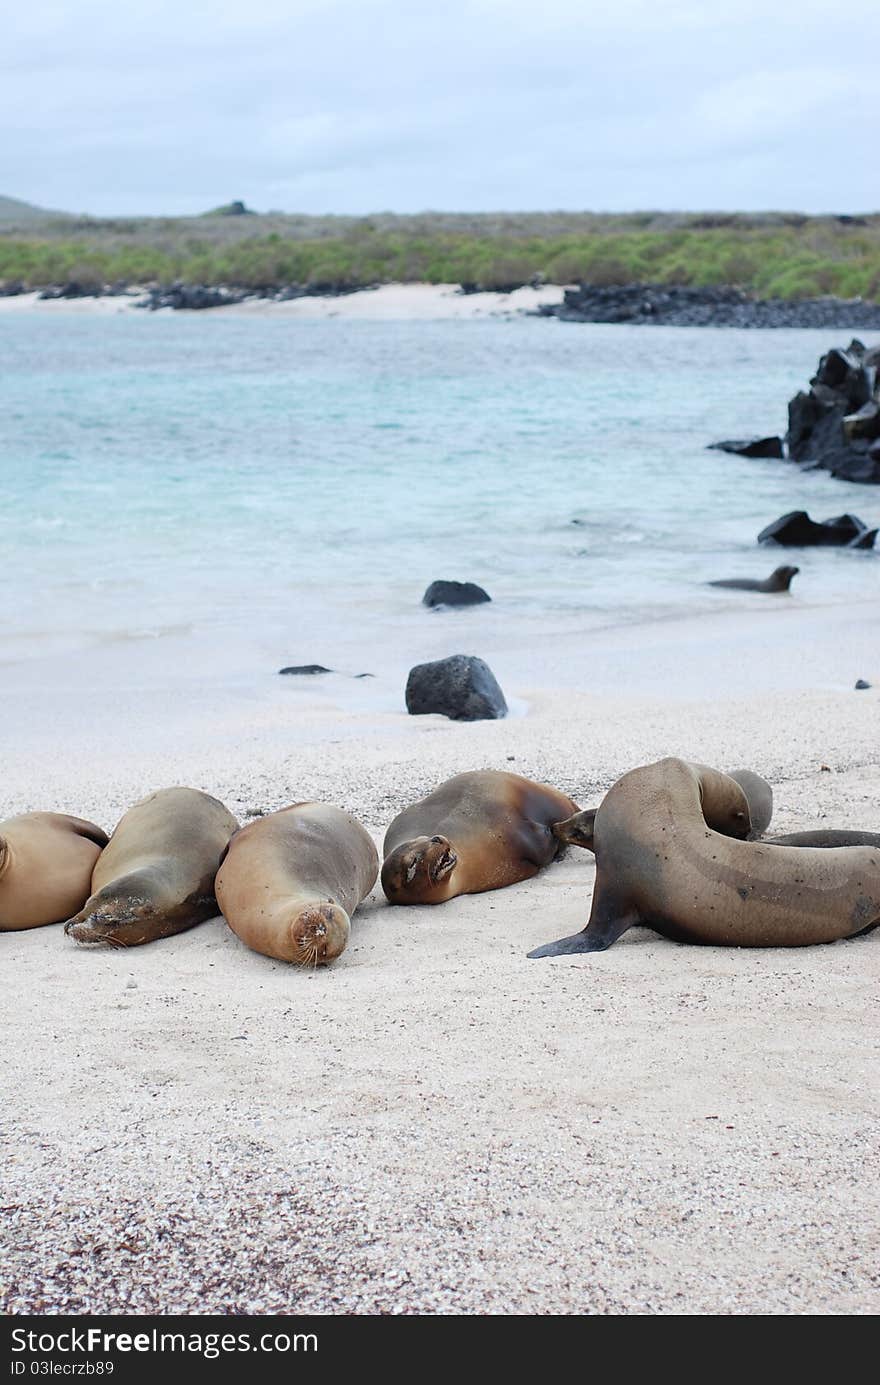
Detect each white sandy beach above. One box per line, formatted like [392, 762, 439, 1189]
[0, 283, 566, 321]
[2, 601, 879, 1315]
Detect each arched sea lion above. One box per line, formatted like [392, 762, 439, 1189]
[0, 812, 108, 931]
[65, 787, 238, 946]
[708, 565, 799, 593]
[550, 766, 772, 851]
[215, 802, 378, 965]
[382, 770, 579, 904]
[528, 757, 879, 956]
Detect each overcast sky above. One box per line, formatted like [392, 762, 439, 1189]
[2, 0, 876, 217]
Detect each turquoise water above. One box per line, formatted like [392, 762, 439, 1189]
[1, 311, 877, 678]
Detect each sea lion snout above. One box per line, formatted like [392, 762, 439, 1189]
[288, 902, 350, 965]
[64, 909, 143, 946]
[552, 808, 597, 850]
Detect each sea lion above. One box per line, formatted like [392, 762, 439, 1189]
[727, 768, 773, 838]
[708, 565, 799, 593]
[528, 757, 880, 956]
[549, 766, 771, 852]
[215, 802, 378, 965]
[65, 787, 238, 946]
[0, 812, 108, 931]
[382, 770, 579, 904]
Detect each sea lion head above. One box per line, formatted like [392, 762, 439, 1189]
[64, 897, 164, 948]
[771, 565, 799, 591]
[381, 835, 458, 903]
[287, 901, 351, 966]
[552, 808, 597, 850]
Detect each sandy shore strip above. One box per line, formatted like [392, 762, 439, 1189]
[0, 283, 566, 321]
[2, 606, 879, 1315]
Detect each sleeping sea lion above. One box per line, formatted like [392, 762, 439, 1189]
[65, 787, 238, 946]
[708, 565, 799, 593]
[529, 757, 879, 956]
[382, 769, 579, 904]
[215, 802, 378, 965]
[0, 812, 108, 931]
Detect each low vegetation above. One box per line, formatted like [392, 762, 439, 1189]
[1, 206, 878, 299]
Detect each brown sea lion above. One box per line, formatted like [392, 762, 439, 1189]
[382, 770, 579, 904]
[549, 765, 769, 852]
[65, 787, 238, 946]
[528, 757, 880, 956]
[727, 768, 774, 838]
[0, 813, 108, 931]
[708, 565, 799, 593]
[215, 802, 378, 965]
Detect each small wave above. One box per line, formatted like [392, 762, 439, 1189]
[96, 622, 195, 644]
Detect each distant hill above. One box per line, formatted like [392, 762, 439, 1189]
[0, 194, 68, 226]
[201, 200, 255, 217]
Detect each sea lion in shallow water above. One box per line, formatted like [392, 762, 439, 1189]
[529, 757, 880, 956]
[0, 813, 107, 930]
[708, 565, 799, 593]
[382, 770, 579, 904]
[215, 802, 378, 964]
[65, 787, 238, 946]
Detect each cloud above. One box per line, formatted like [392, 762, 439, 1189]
[0, 0, 876, 214]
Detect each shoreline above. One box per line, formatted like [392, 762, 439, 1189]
[3, 281, 880, 326]
[0, 283, 566, 321]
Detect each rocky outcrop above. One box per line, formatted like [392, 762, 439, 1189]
[708, 437, 784, 459]
[783, 341, 880, 482]
[137, 283, 250, 311]
[709, 340, 880, 484]
[405, 655, 507, 721]
[538, 285, 880, 329]
[757, 510, 877, 548]
[422, 580, 491, 608]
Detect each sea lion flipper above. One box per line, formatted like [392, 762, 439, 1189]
[552, 808, 597, 850]
[528, 902, 638, 958]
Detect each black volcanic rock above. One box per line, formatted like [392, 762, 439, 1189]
[758, 510, 877, 548]
[708, 437, 784, 459]
[38, 280, 103, 300]
[405, 654, 507, 721]
[279, 664, 332, 675]
[774, 340, 880, 483]
[538, 284, 880, 329]
[138, 283, 249, 311]
[811, 347, 871, 408]
[844, 400, 880, 441]
[423, 580, 492, 608]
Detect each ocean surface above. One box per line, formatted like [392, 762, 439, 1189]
[1, 310, 877, 702]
